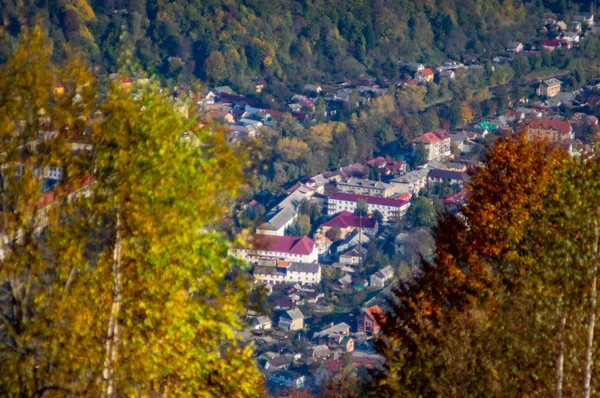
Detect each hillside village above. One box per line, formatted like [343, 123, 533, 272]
[13, 10, 600, 397]
[202, 12, 600, 395]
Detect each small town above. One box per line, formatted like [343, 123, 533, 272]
[7, 1, 600, 397]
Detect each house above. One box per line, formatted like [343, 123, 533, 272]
[406, 62, 425, 72]
[427, 169, 469, 188]
[252, 316, 272, 330]
[339, 245, 367, 266]
[574, 13, 595, 26]
[366, 156, 406, 175]
[556, 21, 568, 31]
[286, 262, 322, 285]
[415, 68, 434, 84]
[439, 70, 455, 80]
[506, 41, 524, 53]
[230, 234, 319, 264]
[561, 31, 580, 43]
[527, 118, 574, 141]
[337, 178, 394, 197]
[357, 305, 386, 334]
[313, 322, 351, 342]
[252, 78, 266, 93]
[571, 113, 599, 126]
[370, 265, 395, 289]
[541, 39, 562, 51]
[256, 184, 314, 236]
[268, 370, 306, 389]
[389, 169, 430, 196]
[304, 84, 322, 94]
[254, 266, 286, 285]
[327, 193, 410, 222]
[311, 344, 330, 359]
[571, 21, 583, 33]
[412, 130, 452, 161]
[322, 210, 377, 239]
[279, 308, 304, 331]
[213, 86, 235, 95]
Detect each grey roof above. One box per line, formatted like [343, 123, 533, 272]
[288, 262, 320, 274]
[428, 169, 468, 181]
[338, 178, 391, 190]
[253, 316, 272, 325]
[313, 322, 351, 339]
[391, 169, 430, 184]
[258, 185, 313, 232]
[542, 78, 562, 87]
[284, 308, 304, 321]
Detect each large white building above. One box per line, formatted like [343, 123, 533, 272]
[256, 184, 314, 236]
[327, 193, 410, 222]
[337, 178, 393, 197]
[254, 262, 322, 285]
[229, 234, 319, 264]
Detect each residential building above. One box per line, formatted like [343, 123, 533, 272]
[562, 31, 580, 43]
[251, 316, 272, 330]
[390, 169, 430, 196]
[311, 344, 330, 359]
[406, 62, 425, 72]
[415, 68, 434, 83]
[366, 156, 406, 175]
[439, 70, 456, 79]
[412, 130, 451, 161]
[506, 41, 524, 52]
[304, 84, 322, 94]
[337, 178, 393, 197]
[230, 235, 319, 264]
[541, 39, 571, 51]
[327, 193, 410, 222]
[279, 308, 304, 331]
[285, 262, 322, 285]
[527, 118, 574, 141]
[322, 210, 377, 239]
[339, 245, 367, 266]
[313, 322, 351, 343]
[370, 265, 395, 289]
[574, 13, 595, 26]
[256, 184, 314, 236]
[268, 370, 306, 389]
[357, 305, 386, 334]
[254, 266, 286, 285]
[427, 169, 469, 188]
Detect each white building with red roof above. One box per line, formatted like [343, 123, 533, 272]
[415, 68, 434, 83]
[321, 210, 378, 239]
[327, 193, 410, 222]
[230, 234, 318, 264]
[412, 130, 451, 161]
[527, 118, 574, 142]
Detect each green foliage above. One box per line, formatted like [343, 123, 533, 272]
[411, 142, 429, 168]
[354, 199, 369, 217]
[404, 197, 436, 229]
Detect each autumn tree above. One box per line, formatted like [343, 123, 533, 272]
[0, 30, 264, 396]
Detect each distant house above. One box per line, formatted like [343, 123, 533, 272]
[506, 41, 524, 53]
[415, 68, 434, 84]
[574, 13, 595, 26]
[571, 113, 599, 126]
[556, 21, 568, 31]
[254, 262, 322, 285]
[561, 31, 580, 43]
[327, 193, 410, 222]
[527, 118, 574, 141]
[541, 39, 572, 51]
[390, 169, 430, 196]
[213, 86, 235, 95]
[427, 169, 469, 188]
[370, 265, 395, 289]
[439, 70, 456, 80]
[406, 62, 425, 72]
[322, 210, 377, 239]
[252, 316, 272, 330]
[268, 370, 306, 389]
[537, 78, 562, 97]
[304, 84, 323, 94]
[339, 246, 367, 266]
[337, 178, 394, 197]
[412, 130, 452, 161]
[311, 344, 330, 359]
[357, 305, 386, 334]
[279, 308, 304, 331]
[230, 234, 319, 264]
[366, 156, 406, 175]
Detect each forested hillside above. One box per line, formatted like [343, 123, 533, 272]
[0, 0, 595, 90]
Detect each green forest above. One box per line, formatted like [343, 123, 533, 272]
[0, 0, 596, 91]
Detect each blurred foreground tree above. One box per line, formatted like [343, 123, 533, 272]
[0, 29, 264, 397]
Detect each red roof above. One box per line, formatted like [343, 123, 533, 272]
[396, 193, 411, 201]
[420, 68, 434, 77]
[366, 156, 386, 168]
[247, 234, 317, 256]
[329, 193, 409, 208]
[361, 305, 386, 324]
[323, 210, 377, 229]
[542, 39, 560, 47]
[441, 190, 467, 205]
[37, 173, 96, 209]
[528, 118, 572, 134]
[413, 130, 448, 145]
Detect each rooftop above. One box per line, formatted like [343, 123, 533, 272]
[323, 210, 377, 229]
[528, 118, 572, 134]
[329, 193, 410, 208]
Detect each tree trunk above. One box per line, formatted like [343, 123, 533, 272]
[555, 310, 567, 398]
[583, 224, 599, 398]
[102, 212, 123, 398]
